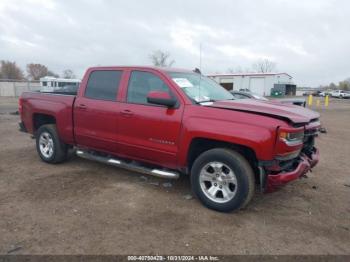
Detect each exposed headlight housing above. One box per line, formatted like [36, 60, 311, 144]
[279, 130, 304, 146]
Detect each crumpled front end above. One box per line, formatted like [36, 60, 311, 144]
[266, 148, 319, 192]
[261, 119, 321, 192]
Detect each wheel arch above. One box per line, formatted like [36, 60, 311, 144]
[186, 137, 259, 179]
[33, 113, 56, 134]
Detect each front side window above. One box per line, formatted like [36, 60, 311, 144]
[85, 70, 122, 101]
[127, 71, 171, 105]
[168, 72, 234, 103]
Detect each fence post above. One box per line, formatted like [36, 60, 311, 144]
[13, 82, 16, 97]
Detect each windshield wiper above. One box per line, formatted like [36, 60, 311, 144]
[199, 98, 236, 103]
[197, 99, 217, 104]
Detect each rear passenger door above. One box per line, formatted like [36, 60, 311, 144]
[117, 70, 184, 168]
[74, 70, 123, 154]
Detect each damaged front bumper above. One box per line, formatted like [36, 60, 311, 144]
[263, 148, 319, 192]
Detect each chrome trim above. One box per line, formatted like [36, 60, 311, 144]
[275, 149, 301, 161]
[282, 139, 303, 147]
[281, 131, 304, 146]
[76, 149, 179, 179]
[108, 159, 121, 164]
[151, 169, 178, 177]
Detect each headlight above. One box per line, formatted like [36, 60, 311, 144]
[279, 130, 304, 146]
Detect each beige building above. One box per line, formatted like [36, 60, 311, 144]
[208, 72, 296, 96]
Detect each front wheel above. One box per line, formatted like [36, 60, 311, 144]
[36, 124, 68, 164]
[191, 148, 255, 212]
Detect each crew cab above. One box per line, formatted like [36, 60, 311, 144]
[19, 66, 321, 212]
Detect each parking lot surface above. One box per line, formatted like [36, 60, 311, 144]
[0, 97, 349, 254]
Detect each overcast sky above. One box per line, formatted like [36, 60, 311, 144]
[0, 0, 349, 86]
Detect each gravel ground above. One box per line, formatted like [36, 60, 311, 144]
[0, 97, 18, 114]
[0, 97, 349, 255]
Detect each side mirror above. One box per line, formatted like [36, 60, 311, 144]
[147, 91, 177, 108]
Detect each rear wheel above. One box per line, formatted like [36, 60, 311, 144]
[191, 148, 255, 212]
[36, 124, 68, 164]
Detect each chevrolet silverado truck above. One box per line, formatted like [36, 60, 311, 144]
[19, 66, 321, 212]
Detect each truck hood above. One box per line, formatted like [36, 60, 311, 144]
[205, 99, 319, 124]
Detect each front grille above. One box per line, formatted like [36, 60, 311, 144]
[302, 129, 317, 157]
[279, 158, 300, 172]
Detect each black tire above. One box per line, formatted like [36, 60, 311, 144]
[35, 124, 68, 164]
[191, 148, 255, 212]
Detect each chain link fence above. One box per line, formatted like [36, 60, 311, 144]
[0, 80, 41, 97]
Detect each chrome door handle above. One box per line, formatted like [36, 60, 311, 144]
[77, 104, 87, 110]
[121, 109, 133, 117]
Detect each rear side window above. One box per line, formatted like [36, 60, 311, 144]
[85, 70, 122, 101]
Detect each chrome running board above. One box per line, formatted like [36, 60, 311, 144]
[76, 150, 179, 179]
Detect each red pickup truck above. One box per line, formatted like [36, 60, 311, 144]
[19, 66, 320, 212]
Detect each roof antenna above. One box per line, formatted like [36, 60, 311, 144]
[193, 43, 202, 74]
[199, 43, 202, 72]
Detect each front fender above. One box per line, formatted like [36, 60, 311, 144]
[177, 116, 277, 167]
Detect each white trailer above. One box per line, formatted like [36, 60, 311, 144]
[40, 76, 80, 92]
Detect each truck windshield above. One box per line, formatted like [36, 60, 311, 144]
[168, 72, 234, 103]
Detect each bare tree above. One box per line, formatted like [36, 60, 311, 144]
[62, 69, 76, 79]
[26, 63, 58, 80]
[48, 70, 59, 78]
[149, 50, 175, 67]
[329, 82, 337, 90]
[227, 66, 251, 73]
[0, 60, 24, 80]
[252, 59, 276, 73]
[339, 80, 350, 91]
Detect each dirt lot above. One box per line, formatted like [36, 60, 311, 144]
[0, 97, 349, 255]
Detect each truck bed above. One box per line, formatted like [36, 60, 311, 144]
[20, 91, 76, 144]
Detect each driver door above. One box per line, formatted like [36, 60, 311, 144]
[117, 70, 183, 168]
